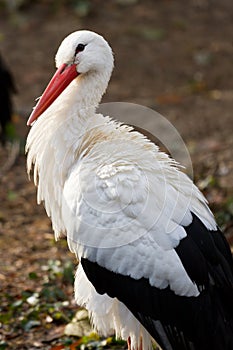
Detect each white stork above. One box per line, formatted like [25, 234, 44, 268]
[26, 30, 233, 350]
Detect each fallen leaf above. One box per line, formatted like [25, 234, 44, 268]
[44, 325, 65, 342]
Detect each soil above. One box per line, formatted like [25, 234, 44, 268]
[0, 1, 233, 349]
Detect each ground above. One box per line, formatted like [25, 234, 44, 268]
[0, 0, 233, 349]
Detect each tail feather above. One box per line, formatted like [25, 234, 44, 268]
[134, 285, 233, 350]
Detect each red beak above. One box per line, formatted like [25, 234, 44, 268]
[27, 63, 79, 126]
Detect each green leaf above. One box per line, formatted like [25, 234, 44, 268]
[0, 341, 8, 350]
[40, 285, 66, 302]
[0, 311, 12, 324]
[7, 190, 17, 201]
[28, 271, 38, 280]
[62, 261, 75, 285]
[21, 290, 34, 301]
[11, 299, 23, 309]
[63, 337, 73, 346]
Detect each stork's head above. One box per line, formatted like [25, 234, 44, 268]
[27, 30, 114, 126]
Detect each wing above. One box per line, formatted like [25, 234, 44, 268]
[61, 136, 233, 349]
[62, 147, 216, 295]
[81, 215, 233, 350]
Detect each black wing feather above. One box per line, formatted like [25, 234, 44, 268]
[81, 213, 233, 350]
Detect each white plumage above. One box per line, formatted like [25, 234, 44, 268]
[26, 30, 233, 350]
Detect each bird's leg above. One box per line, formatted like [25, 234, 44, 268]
[127, 337, 143, 350]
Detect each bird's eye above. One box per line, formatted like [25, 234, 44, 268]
[75, 43, 86, 55]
